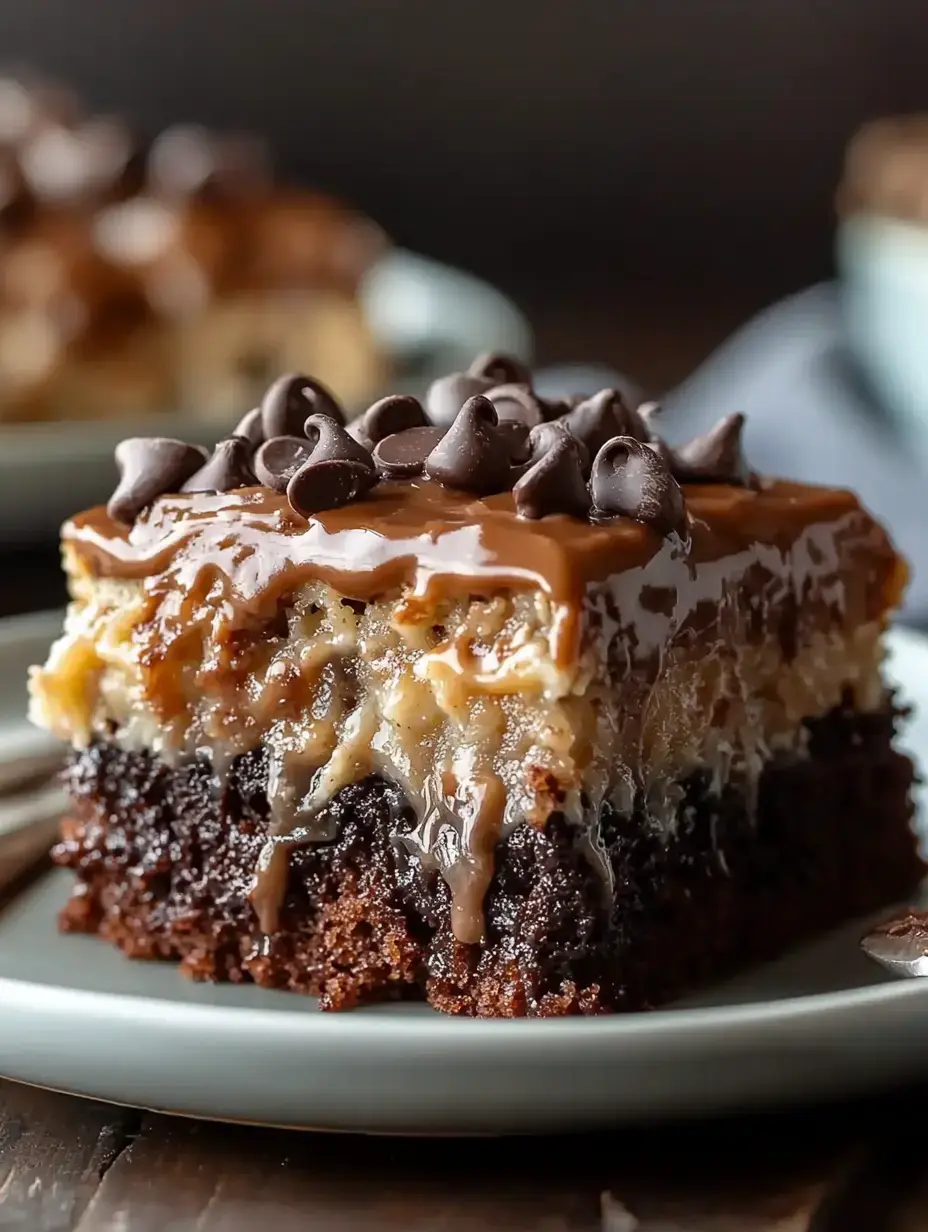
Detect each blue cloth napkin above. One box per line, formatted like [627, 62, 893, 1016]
[539, 284, 928, 626]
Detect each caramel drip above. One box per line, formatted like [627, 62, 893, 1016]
[64, 478, 892, 667]
[442, 773, 507, 945]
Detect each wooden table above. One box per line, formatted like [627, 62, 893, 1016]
[2, 1078, 928, 1231]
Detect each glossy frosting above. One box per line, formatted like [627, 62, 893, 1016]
[64, 477, 901, 662]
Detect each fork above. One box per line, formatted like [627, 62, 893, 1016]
[861, 910, 928, 978]
[0, 756, 65, 894]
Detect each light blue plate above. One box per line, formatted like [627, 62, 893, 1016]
[660, 282, 928, 626]
[0, 613, 926, 1133]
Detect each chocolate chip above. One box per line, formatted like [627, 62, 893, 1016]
[562, 389, 634, 458]
[498, 420, 532, 463]
[636, 400, 661, 437]
[513, 435, 591, 520]
[467, 351, 532, 386]
[425, 395, 512, 495]
[107, 437, 209, 524]
[261, 372, 345, 439]
[357, 394, 428, 445]
[424, 372, 492, 428]
[590, 436, 688, 540]
[540, 397, 574, 421]
[303, 413, 375, 468]
[233, 406, 265, 449]
[484, 382, 545, 429]
[181, 437, 257, 494]
[373, 425, 446, 478]
[286, 458, 376, 518]
[346, 418, 374, 451]
[672, 412, 756, 487]
[254, 435, 312, 492]
[529, 420, 591, 467]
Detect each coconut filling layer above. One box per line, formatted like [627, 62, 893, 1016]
[30, 570, 888, 945]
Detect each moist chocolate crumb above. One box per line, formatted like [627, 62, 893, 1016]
[55, 701, 922, 1016]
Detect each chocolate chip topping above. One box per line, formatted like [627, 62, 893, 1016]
[425, 372, 492, 428]
[590, 437, 688, 540]
[425, 395, 513, 495]
[107, 437, 209, 524]
[356, 394, 427, 445]
[103, 361, 763, 533]
[233, 406, 265, 449]
[283, 413, 376, 518]
[672, 412, 756, 488]
[484, 382, 545, 429]
[253, 435, 312, 492]
[373, 425, 446, 478]
[525, 421, 590, 472]
[563, 389, 637, 460]
[286, 459, 376, 518]
[637, 400, 661, 434]
[513, 434, 592, 520]
[303, 413, 375, 468]
[467, 351, 532, 386]
[261, 372, 345, 439]
[498, 420, 532, 464]
[181, 437, 257, 494]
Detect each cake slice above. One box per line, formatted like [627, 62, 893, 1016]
[0, 71, 388, 422]
[29, 358, 924, 1015]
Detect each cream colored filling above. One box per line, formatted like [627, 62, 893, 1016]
[30, 569, 888, 944]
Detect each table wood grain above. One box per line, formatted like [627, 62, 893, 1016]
[2, 1078, 928, 1230]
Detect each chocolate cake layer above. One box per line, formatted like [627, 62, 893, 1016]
[55, 700, 923, 1016]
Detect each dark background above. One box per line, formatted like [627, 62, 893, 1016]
[2, 0, 926, 309]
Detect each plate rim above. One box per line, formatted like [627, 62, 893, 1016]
[2, 942, 928, 1048]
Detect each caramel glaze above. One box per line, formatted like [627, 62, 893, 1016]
[65, 476, 904, 667]
[61, 478, 905, 943]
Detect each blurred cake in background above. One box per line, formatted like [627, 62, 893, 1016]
[0, 70, 389, 423]
[837, 116, 928, 221]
